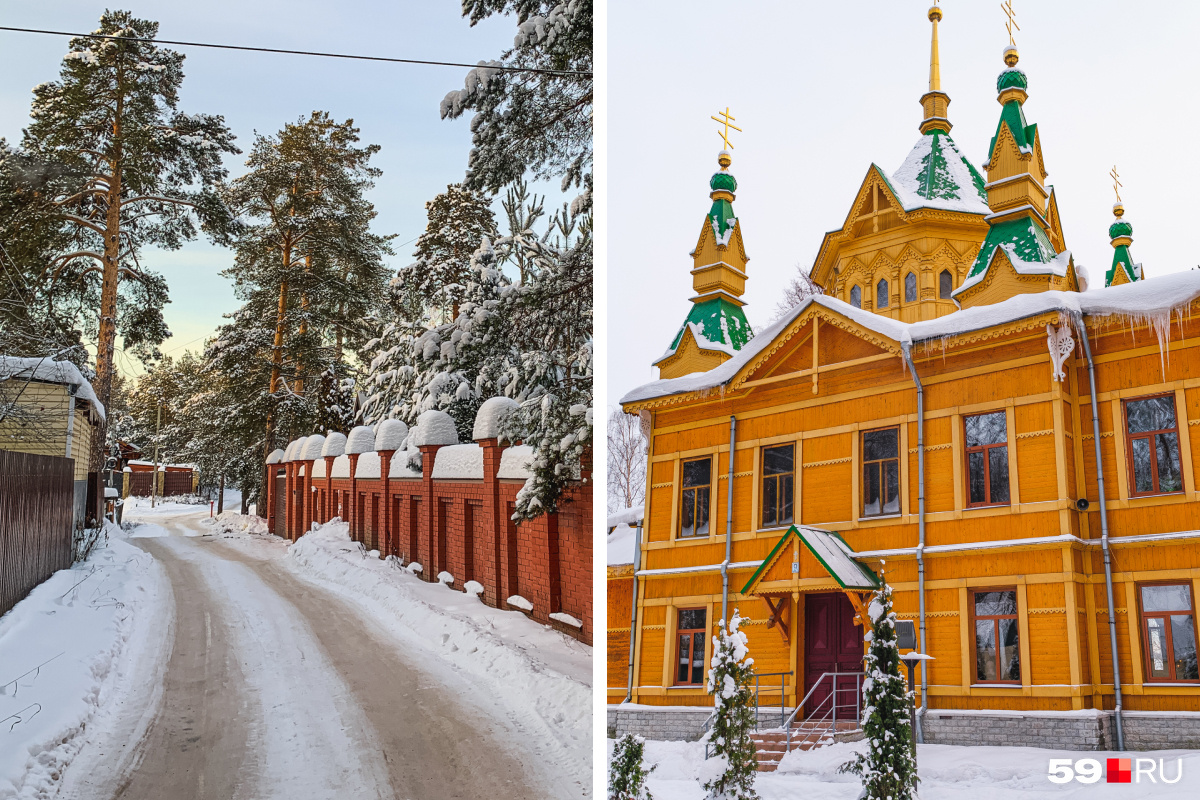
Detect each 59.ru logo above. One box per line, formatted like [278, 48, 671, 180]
[1047, 758, 1183, 784]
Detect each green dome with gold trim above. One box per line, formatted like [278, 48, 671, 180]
[710, 171, 737, 194]
[1109, 219, 1133, 240]
[997, 67, 1028, 93]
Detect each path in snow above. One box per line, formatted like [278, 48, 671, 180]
[60, 512, 539, 800]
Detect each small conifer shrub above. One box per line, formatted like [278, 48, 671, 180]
[608, 733, 654, 800]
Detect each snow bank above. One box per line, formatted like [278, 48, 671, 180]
[281, 521, 590, 792]
[0, 356, 105, 422]
[373, 419, 408, 451]
[410, 410, 458, 447]
[431, 443, 483, 480]
[345, 425, 375, 455]
[497, 444, 534, 479]
[301, 434, 326, 461]
[321, 432, 347, 458]
[473, 396, 518, 440]
[208, 511, 269, 536]
[622, 270, 1200, 405]
[0, 528, 165, 800]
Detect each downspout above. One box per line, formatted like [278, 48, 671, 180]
[1076, 314, 1125, 751]
[902, 345, 928, 744]
[721, 415, 737, 628]
[623, 517, 644, 704]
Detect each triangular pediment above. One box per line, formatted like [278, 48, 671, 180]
[690, 211, 749, 266]
[741, 525, 880, 596]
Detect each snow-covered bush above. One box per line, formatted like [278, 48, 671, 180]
[838, 578, 918, 800]
[703, 610, 759, 800]
[608, 733, 654, 800]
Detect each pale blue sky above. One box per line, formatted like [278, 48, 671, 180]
[0, 0, 531, 377]
[607, 0, 1200, 408]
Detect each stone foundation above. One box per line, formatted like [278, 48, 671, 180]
[606, 706, 717, 741]
[1122, 712, 1200, 750]
[922, 710, 1117, 750]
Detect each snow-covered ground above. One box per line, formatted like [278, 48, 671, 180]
[613, 738, 1198, 799]
[208, 514, 593, 788]
[0, 525, 168, 800]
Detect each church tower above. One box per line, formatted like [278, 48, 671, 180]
[1105, 171, 1144, 287]
[809, 4, 990, 322]
[655, 125, 754, 380]
[952, 14, 1081, 308]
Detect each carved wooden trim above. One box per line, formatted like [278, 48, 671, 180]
[803, 456, 853, 469]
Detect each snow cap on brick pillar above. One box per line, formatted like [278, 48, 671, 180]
[374, 420, 408, 559]
[321, 431, 346, 523]
[474, 399, 515, 608]
[345, 425, 375, 543]
[266, 448, 285, 464]
[284, 437, 308, 539]
[300, 434, 325, 530]
[473, 396, 518, 442]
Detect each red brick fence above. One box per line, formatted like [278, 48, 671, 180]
[262, 407, 592, 644]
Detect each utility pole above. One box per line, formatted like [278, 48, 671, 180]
[151, 400, 161, 508]
[218, 472, 225, 514]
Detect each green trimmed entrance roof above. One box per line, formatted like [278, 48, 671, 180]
[663, 296, 753, 359]
[740, 525, 880, 595]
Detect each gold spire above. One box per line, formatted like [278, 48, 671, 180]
[928, 2, 942, 92]
[919, 3, 951, 134]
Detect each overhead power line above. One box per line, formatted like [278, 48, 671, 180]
[0, 26, 592, 77]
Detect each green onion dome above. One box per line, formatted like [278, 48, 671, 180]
[997, 67, 1028, 93]
[1109, 219, 1133, 241]
[710, 171, 737, 194]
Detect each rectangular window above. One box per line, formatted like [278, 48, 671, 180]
[972, 589, 1021, 683]
[1124, 395, 1183, 496]
[675, 608, 707, 685]
[862, 427, 900, 517]
[760, 444, 795, 528]
[1140, 584, 1199, 682]
[680, 457, 712, 537]
[965, 411, 1010, 507]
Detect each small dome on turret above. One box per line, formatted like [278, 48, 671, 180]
[1109, 204, 1132, 241]
[997, 67, 1028, 93]
[710, 171, 737, 194]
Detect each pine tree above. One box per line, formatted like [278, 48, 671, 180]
[20, 10, 239, 469]
[703, 610, 760, 800]
[443, 1, 593, 195]
[396, 183, 498, 320]
[839, 579, 919, 800]
[608, 733, 654, 800]
[221, 111, 391, 458]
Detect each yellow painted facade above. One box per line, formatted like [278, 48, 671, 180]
[0, 379, 99, 481]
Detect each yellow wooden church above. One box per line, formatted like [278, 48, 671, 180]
[609, 5, 1200, 755]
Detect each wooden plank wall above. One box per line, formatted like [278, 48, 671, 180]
[0, 449, 74, 617]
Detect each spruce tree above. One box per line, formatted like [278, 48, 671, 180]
[608, 733, 654, 800]
[839, 579, 919, 800]
[703, 609, 759, 800]
[396, 183, 498, 320]
[20, 10, 239, 469]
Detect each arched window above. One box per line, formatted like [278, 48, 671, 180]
[905, 272, 917, 303]
[850, 285, 862, 308]
[939, 269, 953, 299]
[877, 279, 889, 309]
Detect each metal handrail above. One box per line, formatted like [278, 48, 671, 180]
[783, 671, 864, 753]
[752, 670, 792, 731]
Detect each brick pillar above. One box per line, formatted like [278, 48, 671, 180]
[122, 471, 130, 499]
[378, 450, 394, 557]
[347, 453, 360, 542]
[324, 456, 335, 522]
[283, 462, 294, 539]
[478, 437, 505, 607]
[302, 460, 315, 535]
[419, 444, 444, 582]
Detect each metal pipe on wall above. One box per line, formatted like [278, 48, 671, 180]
[1076, 314, 1125, 751]
[721, 415, 737, 629]
[902, 345, 928, 744]
[623, 517, 644, 704]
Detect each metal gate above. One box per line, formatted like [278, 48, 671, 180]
[163, 471, 192, 496]
[129, 471, 154, 496]
[274, 473, 286, 537]
[0, 450, 74, 616]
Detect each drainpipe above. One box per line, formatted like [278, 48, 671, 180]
[721, 415, 737, 629]
[623, 517, 644, 704]
[902, 345, 928, 744]
[1076, 314, 1125, 751]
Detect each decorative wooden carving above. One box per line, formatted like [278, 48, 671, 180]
[1046, 323, 1074, 382]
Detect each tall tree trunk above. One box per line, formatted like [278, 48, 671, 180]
[264, 261, 289, 461]
[296, 253, 311, 396]
[218, 472, 225, 514]
[92, 89, 124, 475]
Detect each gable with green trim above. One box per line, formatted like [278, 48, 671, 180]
[965, 215, 1059, 282]
[740, 525, 879, 595]
[664, 296, 753, 358]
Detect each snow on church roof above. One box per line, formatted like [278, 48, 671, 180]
[888, 130, 990, 216]
[621, 270, 1200, 406]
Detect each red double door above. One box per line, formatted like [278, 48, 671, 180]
[803, 592, 864, 718]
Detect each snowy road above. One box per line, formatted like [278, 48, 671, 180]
[59, 512, 541, 800]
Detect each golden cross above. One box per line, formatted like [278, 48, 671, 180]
[1001, 0, 1020, 45]
[710, 107, 742, 150]
[1110, 165, 1123, 202]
